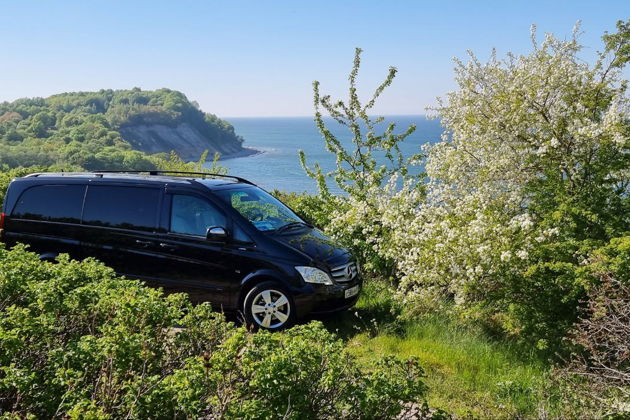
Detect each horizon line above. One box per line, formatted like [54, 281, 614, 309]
[222, 113, 430, 119]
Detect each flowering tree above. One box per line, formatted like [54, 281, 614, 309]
[301, 23, 628, 352]
[393, 22, 630, 349]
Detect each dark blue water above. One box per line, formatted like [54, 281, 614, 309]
[212, 116, 443, 193]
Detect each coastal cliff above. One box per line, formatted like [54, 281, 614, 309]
[119, 121, 249, 160]
[0, 88, 250, 169]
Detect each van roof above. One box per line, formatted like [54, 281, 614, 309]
[23, 171, 255, 187]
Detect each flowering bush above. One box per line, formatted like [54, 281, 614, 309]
[304, 22, 630, 352]
[393, 23, 630, 349]
[0, 244, 429, 419]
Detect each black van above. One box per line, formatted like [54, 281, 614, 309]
[0, 171, 361, 330]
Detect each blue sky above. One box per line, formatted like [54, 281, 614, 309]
[0, 1, 628, 117]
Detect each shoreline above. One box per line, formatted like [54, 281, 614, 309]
[219, 147, 263, 160]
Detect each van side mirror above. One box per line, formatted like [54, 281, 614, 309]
[206, 226, 228, 242]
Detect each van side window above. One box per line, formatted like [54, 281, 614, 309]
[83, 186, 159, 231]
[12, 185, 85, 223]
[170, 195, 226, 236]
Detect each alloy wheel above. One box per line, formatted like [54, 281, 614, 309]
[250, 289, 291, 329]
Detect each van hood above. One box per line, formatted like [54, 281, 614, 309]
[271, 227, 350, 266]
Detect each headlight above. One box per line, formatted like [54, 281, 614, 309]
[295, 266, 333, 285]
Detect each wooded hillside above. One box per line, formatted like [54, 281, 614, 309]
[0, 88, 246, 169]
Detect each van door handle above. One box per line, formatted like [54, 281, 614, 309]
[135, 240, 152, 247]
[159, 242, 178, 251]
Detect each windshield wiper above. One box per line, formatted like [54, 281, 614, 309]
[273, 221, 312, 234]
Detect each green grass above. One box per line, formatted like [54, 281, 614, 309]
[312, 279, 552, 418]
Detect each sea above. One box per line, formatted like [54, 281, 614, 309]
[208, 116, 444, 194]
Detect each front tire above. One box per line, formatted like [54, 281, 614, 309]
[243, 281, 295, 331]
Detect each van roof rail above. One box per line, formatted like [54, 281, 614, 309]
[25, 170, 256, 185]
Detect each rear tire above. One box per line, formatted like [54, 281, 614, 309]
[243, 281, 295, 331]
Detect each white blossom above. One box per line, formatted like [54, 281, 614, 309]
[318, 26, 628, 320]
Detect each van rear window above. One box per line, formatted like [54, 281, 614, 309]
[83, 186, 159, 231]
[12, 185, 85, 223]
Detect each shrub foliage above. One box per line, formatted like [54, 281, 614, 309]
[558, 237, 629, 414]
[0, 244, 427, 419]
[301, 22, 630, 357]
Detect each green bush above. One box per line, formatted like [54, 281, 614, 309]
[295, 48, 425, 278]
[0, 244, 428, 419]
[545, 236, 630, 417]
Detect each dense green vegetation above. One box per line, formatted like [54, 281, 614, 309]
[0, 245, 432, 419]
[293, 20, 630, 417]
[0, 88, 242, 170]
[278, 192, 630, 418]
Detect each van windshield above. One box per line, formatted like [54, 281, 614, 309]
[215, 186, 305, 232]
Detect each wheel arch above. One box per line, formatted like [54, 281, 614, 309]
[238, 269, 293, 310]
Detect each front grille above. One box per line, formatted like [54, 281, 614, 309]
[330, 262, 358, 283]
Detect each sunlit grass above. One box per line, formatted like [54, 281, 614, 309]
[314, 279, 551, 418]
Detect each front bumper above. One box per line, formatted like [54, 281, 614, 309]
[292, 276, 363, 318]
